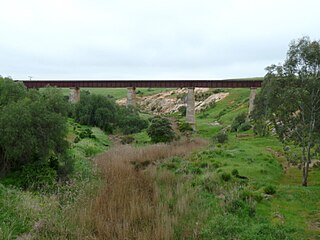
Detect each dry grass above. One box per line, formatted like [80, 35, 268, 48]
[89, 139, 207, 240]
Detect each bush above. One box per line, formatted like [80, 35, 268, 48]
[238, 122, 252, 132]
[253, 119, 269, 136]
[263, 185, 276, 195]
[231, 169, 239, 176]
[147, 116, 175, 143]
[19, 162, 57, 190]
[74, 94, 148, 134]
[178, 106, 187, 116]
[221, 172, 231, 182]
[178, 121, 193, 133]
[0, 79, 69, 176]
[79, 128, 94, 139]
[74, 136, 80, 143]
[214, 131, 228, 144]
[231, 112, 247, 132]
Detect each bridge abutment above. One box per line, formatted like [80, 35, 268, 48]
[127, 87, 136, 107]
[69, 87, 80, 103]
[248, 87, 257, 117]
[186, 87, 196, 130]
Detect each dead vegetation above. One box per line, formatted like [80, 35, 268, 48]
[89, 139, 207, 240]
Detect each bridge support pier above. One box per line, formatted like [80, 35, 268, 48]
[127, 87, 136, 107]
[248, 87, 257, 117]
[69, 87, 80, 103]
[186, 87, 196, 130]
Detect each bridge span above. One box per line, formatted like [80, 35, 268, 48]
[20, 80, 262, 129]
[21, 79, 262, 89]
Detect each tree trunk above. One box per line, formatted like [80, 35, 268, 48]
[302, 162, 308, 186]
[302, 145, 311, 187]
[301, 146, 308, 186]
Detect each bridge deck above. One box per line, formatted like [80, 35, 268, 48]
[21, 80, 262, 88]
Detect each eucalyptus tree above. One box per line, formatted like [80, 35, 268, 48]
[252, 37, 320, 186]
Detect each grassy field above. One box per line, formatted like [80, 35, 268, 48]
[191, 88, 320, 239]
[60, 87, 175, 100]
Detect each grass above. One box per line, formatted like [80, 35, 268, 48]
[0, 120, 110, 239]
[196, 88, 251, 138]
[1, 86, 319, 239]
[61, 87, 174, 100]
[192, 87, 320, 239]
[88, 140, 207, 239]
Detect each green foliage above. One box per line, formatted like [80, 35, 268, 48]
[221, 172, 231, 181]
[117, 107, 148, 135]
[74, 93, 148, 134]
[213, 131, 228, 144]
[78, 128, 95, 139]
[19, 162, 57, 190]
[252, 36, 320, 186]
[239, 121, 252, 132]
[178, 105, 186, 116]
[0, 77, 26, 107]
[147, 116, 175, 143]
[200, 214, 294, 240]
[74, 93, 117, 133]
[0, 78, 69, 176]
[178, 120, 193, 133]
[263, 185, 276, 195]
[232, 169, 239, 176]
[231, 112, 247, 132]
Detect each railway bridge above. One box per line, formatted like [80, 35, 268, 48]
[21, 80, 262, 129]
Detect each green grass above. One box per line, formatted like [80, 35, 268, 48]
[0, 120, 110, 239]
[61, 87, 174, 100]
[189, 87, 320, 239]
[196, 88, 251, 138]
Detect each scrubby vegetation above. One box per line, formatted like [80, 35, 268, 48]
[0, 37, 320, 239]
[147, 116, 176, 143]
[0, 77, 70, 181]
[74, 92, 148, 134]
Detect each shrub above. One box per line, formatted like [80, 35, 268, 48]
[178, 106, 187, 116]
[263, 185, 276, 195]
[221, 172, 231, 182]
[0, 80, 69, 176]
[213, 131, 228, 144]
[118, 111, 148, 135]
[74, 94, 148, 134]
[202, 174, 219, 193]
[19, 162, 57, 190]
[74, 136, 80, 143]
[79, 128, 94, 139]
[238, 122, 252, 132]
[253, 119, 269, 136]
[147, 116, 175, 143]
[178, 121, 193, 133]
[231, 112, 247, 132]
[231, 169, 239, 176]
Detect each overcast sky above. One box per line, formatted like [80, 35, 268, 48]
[0, 0, 320, 80]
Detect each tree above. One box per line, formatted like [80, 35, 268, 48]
[74, 93, 148, 134]
[252, 36, 320, 186]
[0, 79, 69, 176]
[147, 116, 175, 143]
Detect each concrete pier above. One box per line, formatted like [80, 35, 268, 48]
[69, 87, 80, 103]
[186, 87, 196, 130]
[248, 87, 257, 116]
[127, 87, 136, 107]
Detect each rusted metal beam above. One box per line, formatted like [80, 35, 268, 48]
[20, 80, 263, 89]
